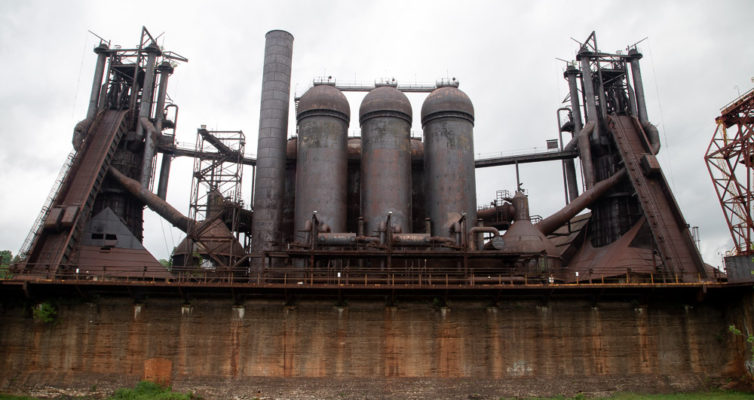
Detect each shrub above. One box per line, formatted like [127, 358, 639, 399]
[32, 302, 57, 324]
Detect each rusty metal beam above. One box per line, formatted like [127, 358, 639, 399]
[474, 149, 578, 168]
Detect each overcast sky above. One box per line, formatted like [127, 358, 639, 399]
[1, 0, 752, 267]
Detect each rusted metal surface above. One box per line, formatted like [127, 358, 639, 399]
[500, 192, 558, 256]
[360, 86, 413, 234]
[564, 217, 657, 282]
[467, 227, 500, 251]
[421, 86, 477, 237]
[477, 202, 514, 229]
[172, 218, 246, 267]
[537, 168, 626, 235]
[705, 88, 754, 255]
[109, 166, 192, 232]
[22, 110, 128, 276]
[77, 245, 171, 279]
[6, 260, 722, 290]
[137, 44, 161, 189]
[251, 30, 294, 263]
[294, 84, 350, 242]
[609, 115, 706, 280]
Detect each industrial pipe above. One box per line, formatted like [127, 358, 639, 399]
[138, 43, 162, 189]
[557, 107, 579, 202]
[392, 233, 431, 246]
[317, 232, 357, 246]
[578, 121, 596, 189]
[578, 56, 601, 142]
[73, 44, 111, 151]
[154, 61, 174, 200]
[476, 202, 515, 225]
[467, 226, 501, 251]
[108, 166, 192, 233]
[536, 168, 627, 235]
[628, 49, 649, 125]
[87, 43, 109, 120]
[564, 65, 583, 132]
[642, 121, 661, 155]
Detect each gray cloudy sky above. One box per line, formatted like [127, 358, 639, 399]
[1, 0, 752, 267]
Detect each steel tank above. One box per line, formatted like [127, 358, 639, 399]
[359, 86, 413, 235]
[294, 84, 350, 242]
[421, 85, 476, 237]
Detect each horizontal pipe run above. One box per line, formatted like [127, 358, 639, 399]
[474, 149, 578, 168]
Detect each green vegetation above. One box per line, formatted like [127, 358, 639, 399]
[730, 324, 754, 364]
[0, 395, 46, 400]
[158, 259, 172, 271]
[109, 381, 198, 400]
[0, 388, 751, 400]
[32, 302, 57, 324]
[0, 250, 13, 279]
[0, 381, 200, 400]
[500, 393, 754, 400]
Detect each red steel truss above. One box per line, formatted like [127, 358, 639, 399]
[705, 88, 754, 255]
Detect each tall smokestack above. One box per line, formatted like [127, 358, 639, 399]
[251, 30, 294, 267]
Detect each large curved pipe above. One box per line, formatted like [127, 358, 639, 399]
[467, 226, 501, 251]
[536, 168, 626, 235]
[109, 166, 192, 233]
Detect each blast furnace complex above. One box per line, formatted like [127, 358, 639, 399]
[12, 29, 709, 284]
[1, 28, 752, 398]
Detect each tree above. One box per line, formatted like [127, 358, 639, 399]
[0, 250, 12, 279]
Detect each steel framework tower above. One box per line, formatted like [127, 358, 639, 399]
[705, 88, 754, 255]
[188, 128, 245, 236]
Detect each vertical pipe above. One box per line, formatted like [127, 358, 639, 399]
[251, 30, 294, 267]
[153, 61, 173, 131]
[138, 43, 162, 189]
[564, 65, 583, 132]
[578, 56, 600, 141]
[97, 58, 111, 111]
[628, 49, 648, 125]
[563, 65, 582, 202]
[155, 62, 174, 199]
[578, 54, 599, 190]
[87, 43, 109, 120]
[156, 155, 173, 200]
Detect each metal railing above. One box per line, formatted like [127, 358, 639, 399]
[17, 151, 77, 260]
[7, 262, 715, 288]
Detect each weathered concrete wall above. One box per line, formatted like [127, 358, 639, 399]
[0, 293, 750, 399]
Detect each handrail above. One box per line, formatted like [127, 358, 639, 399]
[17, 151, 77, 260]
[6, 260, 718, 287]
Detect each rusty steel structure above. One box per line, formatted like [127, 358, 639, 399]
[705, 88, 754, 255]
[11, 29, 714, 288]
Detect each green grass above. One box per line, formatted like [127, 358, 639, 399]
[0, 381, 199, 400]
[0, 396, 49, 400]
[502, 392, 754, 400]
[1, 388, 750, 400]
[108, 381, 197, 400]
